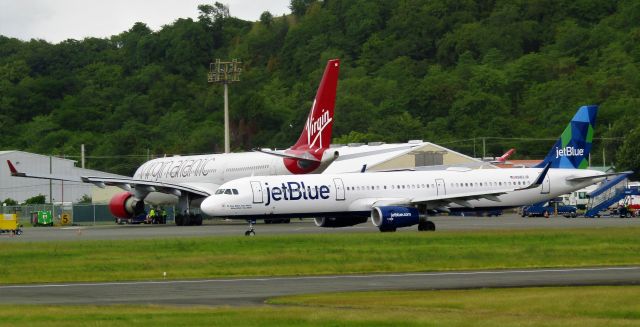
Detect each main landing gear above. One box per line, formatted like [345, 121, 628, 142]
[245, 219, 256, 236]
[418, 220, 436, 231]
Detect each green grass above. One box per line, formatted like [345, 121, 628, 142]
[0, 286, 638, 326]
[1, 227, 639, 284]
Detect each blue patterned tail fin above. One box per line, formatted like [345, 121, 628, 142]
[534, 105, 597, 169]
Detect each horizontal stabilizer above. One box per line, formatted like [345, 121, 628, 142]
[253, 148, 321, 162]
[566, 171, 633, 183]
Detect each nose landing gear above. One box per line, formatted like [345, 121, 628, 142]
[244, 219, 256, 236]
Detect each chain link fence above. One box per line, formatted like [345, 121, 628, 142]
[1, 204, 175, 226]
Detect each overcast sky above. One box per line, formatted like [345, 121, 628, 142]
[0, 0, 291, 43]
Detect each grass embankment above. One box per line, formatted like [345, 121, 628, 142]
[1, 228, 639, 284]
[0, 286, 638, 326]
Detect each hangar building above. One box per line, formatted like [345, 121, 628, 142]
[325, 140, 489, 172]
[0, 150, 125, 204]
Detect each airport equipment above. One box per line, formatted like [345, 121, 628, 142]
[584, 173, 639, 217]
[31, 210, 53, 226]
[0, 214, 23, 235]
[521, 198, 577, 218]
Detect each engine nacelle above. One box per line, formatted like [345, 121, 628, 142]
[109, 192, 144, 219]
[314, 216, 368, 228]
[371, 206, 420, 231]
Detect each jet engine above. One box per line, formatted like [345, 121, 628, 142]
[109, 192, 144, 219]
[314, 216, 368, 228]
[371, 206, 420, 232]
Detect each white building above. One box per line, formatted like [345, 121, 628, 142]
[0, 150, 125, 204]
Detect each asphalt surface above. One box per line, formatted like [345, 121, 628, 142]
[1, 267, 638, 305]
[3, 214, 640, 242]
[2, 214, 639, 306]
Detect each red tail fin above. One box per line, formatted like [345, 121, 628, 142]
[497, 148, 516, 162]
[290, 59, 340, 151]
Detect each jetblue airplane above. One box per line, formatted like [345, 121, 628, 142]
[7, 59, 427, 225]
[201, 105, 625, 235]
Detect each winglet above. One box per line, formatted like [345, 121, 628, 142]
[7, 160, 25, 177]
[518, 162, 551, 190]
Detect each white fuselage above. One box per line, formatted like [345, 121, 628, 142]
[133, 143, 428, 205]
[201, 168, 606, 218]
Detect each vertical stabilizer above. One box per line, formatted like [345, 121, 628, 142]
[290, 59, 340, 151]
[534, 105, 597, 169]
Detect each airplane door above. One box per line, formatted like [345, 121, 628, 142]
[435, 178, 446, 196]
[540, 175, 550, 194]
[250, 181, 263, 203]
[333, 178, 345, 201]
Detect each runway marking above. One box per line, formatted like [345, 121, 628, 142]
[1, 266, 638, 289]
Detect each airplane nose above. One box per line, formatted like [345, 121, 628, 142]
[200, 196, 220, 216]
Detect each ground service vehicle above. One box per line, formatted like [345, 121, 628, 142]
[31, 210, 53, 226]
[521, 199, 578, 218]
[0, 214, 23, 235]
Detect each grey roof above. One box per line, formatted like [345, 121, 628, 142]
[0, 150, 78, 163]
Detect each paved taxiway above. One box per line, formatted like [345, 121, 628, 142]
[4, 214, 640, 242]
[1, 267, 638, 305]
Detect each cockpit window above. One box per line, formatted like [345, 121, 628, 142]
[232, 189, 239, 195]
[224, 189, 233, 195]
[215, 189, 225, 195]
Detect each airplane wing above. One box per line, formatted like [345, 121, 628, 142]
[323, 143, 428, 173]
[7, 160, 213, 197]
[80, 176, 212, 197]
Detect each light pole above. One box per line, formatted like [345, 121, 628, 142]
[208, 59, 242, 153]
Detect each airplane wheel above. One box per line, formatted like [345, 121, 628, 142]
[426, 220, 436, 231]
[245, 230, 255, 236]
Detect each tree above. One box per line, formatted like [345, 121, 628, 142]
[616, 125, 640, 179]
[23, 194, 46, 205]
[289, 0, 315, 16]
[77, 194, 92, 204]
[2, 198, 18, 206]
[198, 2, 230, 24]
[260, 11, 273, 27]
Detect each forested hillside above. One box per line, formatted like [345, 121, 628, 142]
[1, 0, 639, 175]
